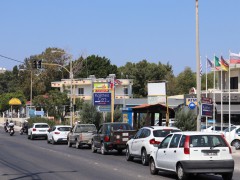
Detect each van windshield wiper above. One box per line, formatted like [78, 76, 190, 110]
[210, 143, 222, 150]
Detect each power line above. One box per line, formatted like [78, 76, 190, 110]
[0, 54, 24, 63]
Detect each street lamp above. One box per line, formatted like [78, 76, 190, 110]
[49, 51, 73, 127]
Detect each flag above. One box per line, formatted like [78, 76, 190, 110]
[207, 58, 213, 68]
[230, 52, 240, 64]
[220, 56, 229, 71]
[200, 61, 203, 76]
[214, 56, 221, 70]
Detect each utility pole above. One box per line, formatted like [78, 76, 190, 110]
[196, 0, 201, 131]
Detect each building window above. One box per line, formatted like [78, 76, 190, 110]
[124, 87, 128, 95]
[78, 88, 84, 95]
[230, 77, 238, 90]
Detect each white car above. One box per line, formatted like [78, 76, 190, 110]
[126, 126, 181, 165]
[28, 123, 50, 140]
[149, 131, 234, 180]
[223, 125, 240, 149]
[47, 125, 71, 144]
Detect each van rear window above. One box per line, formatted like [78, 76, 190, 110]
[190, 135, 227, 148]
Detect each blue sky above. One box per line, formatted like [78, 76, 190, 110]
[0, 0, 240, 75]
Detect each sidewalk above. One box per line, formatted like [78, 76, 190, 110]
[0, 122, 22, 131]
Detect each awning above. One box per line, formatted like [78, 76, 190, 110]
[9, 98, 22, 105]
[215, 104, 240, 114]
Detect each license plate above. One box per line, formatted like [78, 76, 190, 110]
[39, 130, 46, 132]
[204, 152, 217, 156]
[122, 133, 128, 136]
[122, 138, 129, 141]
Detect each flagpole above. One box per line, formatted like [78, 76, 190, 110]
[213, 55, 216, 130]
[221, 61, 223, 131]
[228, 52, 231, 131]
[205, 56, 208, 129]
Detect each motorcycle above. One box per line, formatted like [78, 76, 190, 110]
[8, 124, 15, 136]
[20, 126, 28, 135]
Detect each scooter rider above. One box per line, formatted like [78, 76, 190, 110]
[4, 119, 9, 132]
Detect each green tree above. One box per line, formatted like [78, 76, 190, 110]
[32, 90, 69, 122]
[75, 55, 118, 78]
[174, 108, 197, 131]
[79, 102, 102, 128]
[175, 67, 196, 94]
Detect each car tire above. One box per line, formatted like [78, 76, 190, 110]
[52, 138, 55, 145]
[76, 141, 80, 149]
[149, 158, 158, 175]
[30, 134, 34, 140]
[91, 141, 97, 153]
[101, 143, 107, 155]
[231, 140, 240, 149]
[126, 146, 133, 161]
[222, 173, 233, 180]
[176, 163, 188, 180]
[68, 140, 72, 147]
[141, 149, 149, 166]
[117, 149, 123, 154]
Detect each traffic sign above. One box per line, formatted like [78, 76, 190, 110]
[188, 102, 196, 110]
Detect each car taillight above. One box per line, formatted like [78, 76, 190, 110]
[149, 138, 160, 145]
[221, 134, 232, 154]
[104, 135, 110, 142]
[54, 132, 60, 134]
[33, 128, 36, 131]
[184, 136, 190, 154]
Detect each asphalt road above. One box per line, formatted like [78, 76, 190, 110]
[0, 127, 239, 180]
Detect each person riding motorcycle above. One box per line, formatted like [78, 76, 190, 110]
[8, 120, 15, 135]
[20, 120, 28, 134]
[4, 119, 9, 132]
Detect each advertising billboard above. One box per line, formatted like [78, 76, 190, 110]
[93, 93, 111, 105]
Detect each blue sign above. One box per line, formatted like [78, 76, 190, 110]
[93, 93, 111, 105]
[97, 105, 111, 112]
[188, 102, 196, 110]
[201, 103, 213, 117]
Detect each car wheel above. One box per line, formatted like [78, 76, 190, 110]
[141, 149, 149, 166]
[126, 146, 133, 161]
[222, 173, 233, 180]
[30, 134, 34, 140]
[117, 149, 122, 154]
[150, 158, 158, 175]
[52, 138, 55, 145]
[101, 143, 107, 155]
[91, 141, 97, 153]
[76, 141, 80, 149]
[68, 140, 72, 147]
[231, 140, 240, 149]
[176, 163, 188, 180]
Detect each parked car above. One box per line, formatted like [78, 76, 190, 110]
[47, 125, 71, 144]
[67, 124, 97, 148]
[91, 122, 136, 155]
[126, 126, 181, 165]
[28, 123, 50, 140]
[223, 125, 240, 149]
[201, 125, 228, 133]
[149, 131, 234, 180]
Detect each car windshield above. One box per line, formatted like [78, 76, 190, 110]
[35, 124, 49, 128]
[57, 127, 71, 131]
[76, 125, 96, 132]
[153, 129, 181, 137]
[189, 135, 227, 148]
[111, 124, 132, 131]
